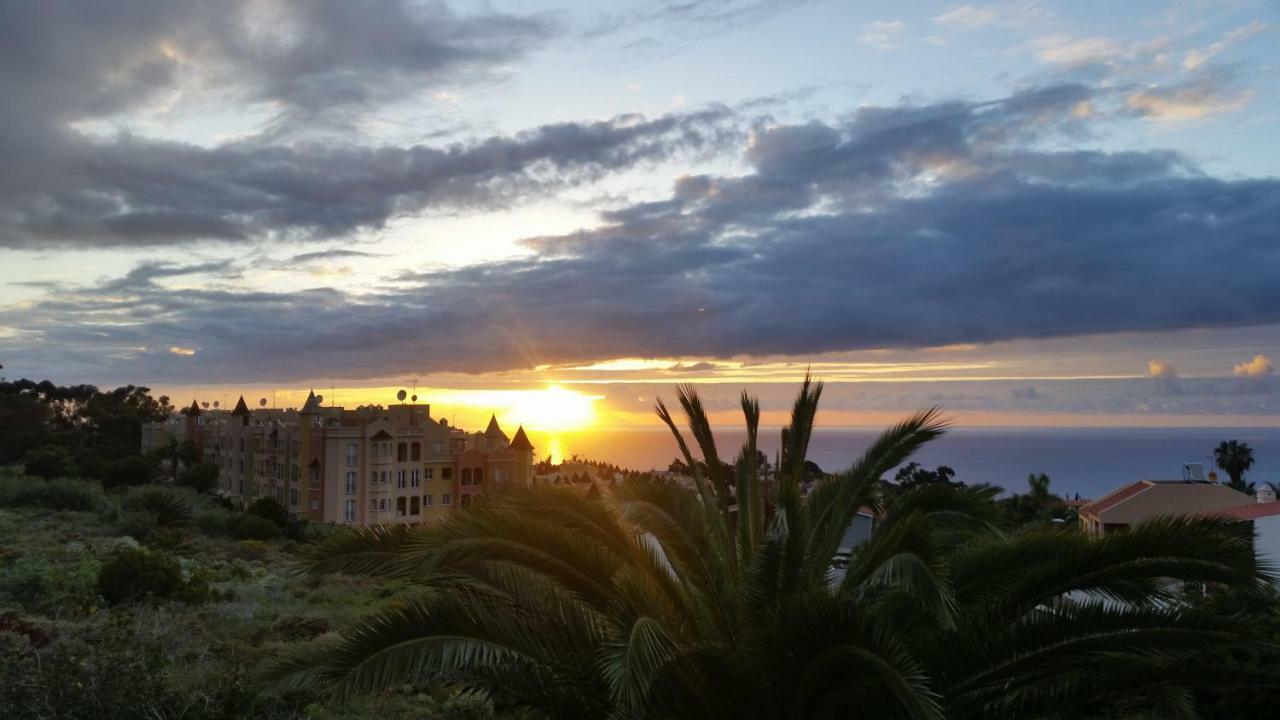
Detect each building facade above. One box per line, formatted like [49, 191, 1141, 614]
[145, 391, 534, 525]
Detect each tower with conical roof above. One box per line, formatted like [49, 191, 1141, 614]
[510, 425, 534, 486]
[231, 395, 251, 426]
[483, 414, 508, 450]
[298, 390, 322, 521]
[183, 399, 203, 453]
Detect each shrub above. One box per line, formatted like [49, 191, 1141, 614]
[177, 462, 220, 493]
[226, 513, 280, 541]
[0, 551, 100, 614]
[0, 475, 101, 511]
[21, 445, 77, 480]
[195, 511, 229, 536]
[37, 478, 103, 511]
[246, 496, 290, 528]
[97, 548, 184, 604]
[123, 485, 195, 527]
[234, 539, 270, 560]
[101, 454, 156, 490]
[442, 691, 497, 720]
[117, 510, 158, 541]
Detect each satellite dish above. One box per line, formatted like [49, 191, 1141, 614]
[397, 389, 407, 401]
[411, 394, 418, 402]
[212, 401, 220, 409]
[316, 395, 324, 404]
[259, 398, 268, 407]
[201, 401, 209, 409]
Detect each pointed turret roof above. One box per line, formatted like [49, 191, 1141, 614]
[301, 389, 322, 413]
[231, 395, 251, 416]
[510, 425, 534, 451]
[484, 414, 508, 441]
[184, 399, 201, 416]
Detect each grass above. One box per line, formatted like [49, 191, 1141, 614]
[0, 471, 522, 720]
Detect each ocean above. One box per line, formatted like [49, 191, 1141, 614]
[525, 426, 1280, 501]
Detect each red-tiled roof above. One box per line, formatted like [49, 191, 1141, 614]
[1216, 503, 1280, 520]
[1079, 480, 1153, 518]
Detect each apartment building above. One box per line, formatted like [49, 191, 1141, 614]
[147, 390, 533, 525]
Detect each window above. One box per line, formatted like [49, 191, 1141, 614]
[369, 498, 377, 512]
[380, 471, 387, 484]
[424, 494, 433, 506]
[346, 443, 358, 466]
[461, 468, 471, 486]
[370, 471, 377, 485]
[473, 467, 483, 485]
[290, 488, 298, 507]
[410, 496, 420, 515]
[442, 493, 452, 506]
[397, 443, 407, 462]
[309, 498, 320, 511]
[411, 442, 421, 461]
[433, 441, 444, 454]
[344, 500, 356, 522]
[460, 494, 472, 507]
[397, 470, 407, 489]
[379, 498, 388, 511]
[441, 467, 452, 480]
[396, 497, 406, 517]
[309, 467, 319, 488]
[345, 471, 357, 495]
[425, 467, 434, 480]
[410, 470, 420, 488]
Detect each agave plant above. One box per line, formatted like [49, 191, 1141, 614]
[263, 379, 1275, 718]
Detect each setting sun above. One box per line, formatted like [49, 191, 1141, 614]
[508, 385, 600, 431]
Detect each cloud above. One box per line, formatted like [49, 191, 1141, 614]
[0, 1, 740, 250]
[6, 84, 1280, 384]
[1184, 20, 1268, 70]
[1010, 386, 1044, 400]
[288, 250, 385, 264]
[1147, 359, 1177, 378]
[858, 20, 907, 50]
[668, 361, 720, 373]
[1032, 35, 1121, 66]
[1127, 69, 1253, 122]
[0, 0, 555, 129]
[0, 107, 739, 249]
[1234, 355, 1275, 377]
[933, 5, 999, 29]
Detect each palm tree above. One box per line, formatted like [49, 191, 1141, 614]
[264, 379, 1276, 718]
[1215, 440, 1256, 493]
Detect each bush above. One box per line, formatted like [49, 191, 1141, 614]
[195, 511, 228, 536]
[117, 510, 158, 540]
[246, 496, 290, 528]
[102, 454, 156, 490]
[0, 475, 101, 511]
[123, 485, 195, 527]
[21, 445, 77, 480]
[226, 513, 280, 540]
[0, 551, 100, 614]
[178, 462, 220, 493]
[97, 548, 184, 604]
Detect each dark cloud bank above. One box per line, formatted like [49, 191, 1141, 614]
[2, 3, 1278, 385]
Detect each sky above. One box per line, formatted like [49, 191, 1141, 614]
[1, 0, 1278, 432]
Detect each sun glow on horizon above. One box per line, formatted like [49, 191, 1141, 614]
[507, 385, 600, 432]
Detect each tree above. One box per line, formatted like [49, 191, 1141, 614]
[1215, 440, 1256, 493]
[22, 445, 78, 480]
[102, 455, 156, 490]
[265, 379, 1276, 719]
[177, 462, 220, 493]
